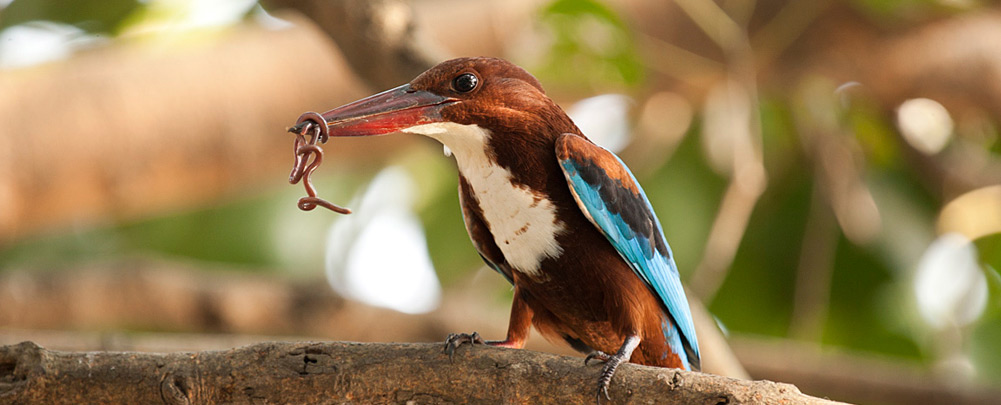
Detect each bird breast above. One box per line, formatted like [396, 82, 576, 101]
[403, 122, 566, 277]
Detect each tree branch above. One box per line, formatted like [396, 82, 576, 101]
[261, 0, 446, 90]
[0, 259, 748, 380]
[732, 337, 1001, 405]
[0, 341, 842, 404]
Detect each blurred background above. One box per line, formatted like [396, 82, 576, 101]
[1, 0, 1000, 403]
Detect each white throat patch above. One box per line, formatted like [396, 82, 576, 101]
[403, 122, 565, 277]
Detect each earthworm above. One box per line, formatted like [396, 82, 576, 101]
[287, 112, 352, 215]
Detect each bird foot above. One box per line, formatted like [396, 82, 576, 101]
[586, 335, 640, 403]
[586, 351, 627, 403]
[584, 350, 611, 365]
[443, 332, 486, 360]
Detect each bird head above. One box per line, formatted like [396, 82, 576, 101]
[291, 57, 577, 151]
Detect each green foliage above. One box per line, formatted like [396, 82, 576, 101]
[711, 170, 813, 337]
[971, 308, 1001, 383]
[850, 0, 970, 24]
[758, 97, 801, 176]
[116, 196, 280, 268]
[982, 262, 1001, 319]
[0, 193, 286, 271]
[419, 185, 483, 285]
[848, 102, 901, 169]
[977, 234, 1001, 279]
[825, 235, 922, 358]
[0, 227, 119, 270]
[971, 240, 1001, 382]
[535, 0, 643, 89]
[0, 0, 144, 33]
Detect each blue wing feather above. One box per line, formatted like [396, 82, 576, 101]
[556, 133, 700, 370]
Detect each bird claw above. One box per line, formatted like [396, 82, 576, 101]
[584, 350, 615, 402]
[584, 350, 611, 366]
[588, 335, 640, 404]
[443, 332, 485, 361]
[594, 357, 622, 404]
[597, 385, 611, 403]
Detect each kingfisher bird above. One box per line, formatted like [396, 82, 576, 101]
[295, 57, 700, 399]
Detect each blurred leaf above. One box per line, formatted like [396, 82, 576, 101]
[709, 152, 812, 337]
[969, 311, 1001, 383]
[849, 103, 900, 168]
[419, 176, 483, 286]
[826, 236, 923, 358]
[0, 0, 144, 33]
[982, 264, 1001, 319]
[0, 228, 122, 270]
[976, 234, 1001, 274]
[987, 122, 1001, 156]
[537, 0, 643, 88]
[849, 0, 967, 25]
[115, 194, 281, 268]
[758, 96, 800, 179]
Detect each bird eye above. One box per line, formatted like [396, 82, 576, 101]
[452, 73, 478, 93]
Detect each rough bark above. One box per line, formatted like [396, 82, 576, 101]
[0, 341, 842, 405]
[0, 259, 746, 379]
[261, 0, 448, 90]
[732, 337, 1001, 405]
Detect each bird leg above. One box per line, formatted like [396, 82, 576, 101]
[588, 334, 640, 402]
[443, 287, 532, 357]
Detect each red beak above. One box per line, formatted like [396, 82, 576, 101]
[290, 84, 457, 137]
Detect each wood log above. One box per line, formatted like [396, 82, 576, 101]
[732, 337, 1001, 405]
[0, 259, 746, 379]
[0, 341, 842, 404]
